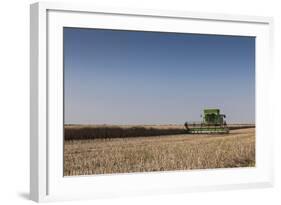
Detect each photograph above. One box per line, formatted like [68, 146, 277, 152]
[63, 27, 255, 176]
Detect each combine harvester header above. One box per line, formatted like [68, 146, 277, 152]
[184, 109, 229, 134]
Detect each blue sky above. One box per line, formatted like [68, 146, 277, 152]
[64, 28, 255, 124]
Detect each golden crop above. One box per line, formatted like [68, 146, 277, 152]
[64, 127, 255, 176]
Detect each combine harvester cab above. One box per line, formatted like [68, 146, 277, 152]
[184, 109, 229, 134]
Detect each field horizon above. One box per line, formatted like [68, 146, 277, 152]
[64, 123, 255, 140]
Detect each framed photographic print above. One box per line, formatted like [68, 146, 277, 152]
[30, 2, 274, 202]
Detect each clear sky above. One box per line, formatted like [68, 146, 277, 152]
[64, 28, 255, 125]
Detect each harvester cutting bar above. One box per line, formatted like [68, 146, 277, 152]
[187, 126, 229, 134]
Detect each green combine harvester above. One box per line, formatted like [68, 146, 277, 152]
[184, 109, 229, 134]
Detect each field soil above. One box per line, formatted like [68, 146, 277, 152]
[64, 126, 255, 176]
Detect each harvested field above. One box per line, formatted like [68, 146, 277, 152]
[64, 127, 255, 176]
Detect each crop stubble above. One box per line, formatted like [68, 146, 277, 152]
[64, 127, 255, 176]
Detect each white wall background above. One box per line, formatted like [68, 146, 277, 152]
[0, 0, 280, 204]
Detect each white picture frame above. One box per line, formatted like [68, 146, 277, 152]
[30, 1, 274, 202]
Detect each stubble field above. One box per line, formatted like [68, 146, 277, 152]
[64, 125, 255, 176]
